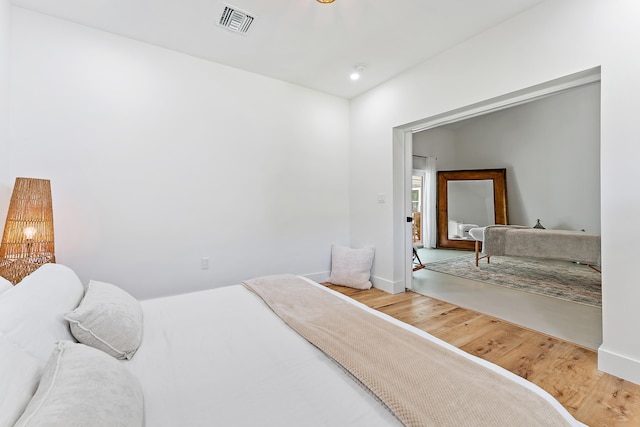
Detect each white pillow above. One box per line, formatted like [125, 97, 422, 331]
[65, 280, 143, 360]
[0, 276, 12, 294]
[0, 333, 43, 427]
[14, 341, 144, 427]
[0, 264, 84, 361]
[328, 244, 375, 290]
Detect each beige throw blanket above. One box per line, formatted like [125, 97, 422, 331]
[243, 275, 576, 427]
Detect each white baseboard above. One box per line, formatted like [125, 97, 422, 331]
[371, 275, 405, 294]
[303, 272, 405, 295]
[598, 346, 640, 386]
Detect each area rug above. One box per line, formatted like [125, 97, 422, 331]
[422, 254, 601, 308]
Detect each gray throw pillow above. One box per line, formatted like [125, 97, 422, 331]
[14, 341, 143, 427]
[64, 280, 143, 360]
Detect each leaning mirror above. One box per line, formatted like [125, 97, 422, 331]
[437, 169, 508, 250]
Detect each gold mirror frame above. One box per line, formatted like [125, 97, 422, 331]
[436, 168, 508, 250]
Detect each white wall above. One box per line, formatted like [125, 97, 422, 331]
[0, 0, 10, 213]
[8, 8, 350, 299]
[350, 0, 640, 384]
[415, 82, 601, 233]
[412, 127, 455, 165]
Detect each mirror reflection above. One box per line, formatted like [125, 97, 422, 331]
[437, 168, 508, 250]
[447, 180, 495, 240]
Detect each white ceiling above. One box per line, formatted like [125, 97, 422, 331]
[10, 0, 544, 99]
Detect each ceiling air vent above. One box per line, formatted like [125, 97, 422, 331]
[219, 5, 255, 35]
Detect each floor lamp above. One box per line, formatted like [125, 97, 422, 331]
[0, 178, 55, 284]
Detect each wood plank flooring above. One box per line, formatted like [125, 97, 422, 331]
[325, 284, 640, 427]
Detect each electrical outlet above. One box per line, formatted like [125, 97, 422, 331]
[201, 257, 209, 270]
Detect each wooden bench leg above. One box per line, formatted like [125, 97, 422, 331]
[475, 241, 479, 266]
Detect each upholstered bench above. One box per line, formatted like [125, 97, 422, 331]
[469, 225, 601, 270]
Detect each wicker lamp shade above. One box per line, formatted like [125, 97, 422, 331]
[0, 178, 55, 284]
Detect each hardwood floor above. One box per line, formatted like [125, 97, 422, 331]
[326, 284, 640, 427]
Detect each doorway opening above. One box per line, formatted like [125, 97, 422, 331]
[392, 67, 602, 348]
[411, 173, 424, 246]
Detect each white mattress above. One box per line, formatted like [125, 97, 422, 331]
[126, 278, 582, 427]
[125, 282, 402, 426]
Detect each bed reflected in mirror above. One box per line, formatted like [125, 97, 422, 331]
[447, 180, 494, 240]
[437, 169, 508, 250]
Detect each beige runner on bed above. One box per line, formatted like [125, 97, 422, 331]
[243, 275, 576, 427]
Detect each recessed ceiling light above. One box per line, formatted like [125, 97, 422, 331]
[350, 65, 365, 81]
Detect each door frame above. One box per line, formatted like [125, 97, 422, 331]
[411, 168, 426, 247]
[392, 67, 601, 291]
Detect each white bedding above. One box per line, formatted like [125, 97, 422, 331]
[126, 282, 401, 426]
[127, 277, 583, 427]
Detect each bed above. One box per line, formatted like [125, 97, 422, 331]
[0, 264, 584, 426]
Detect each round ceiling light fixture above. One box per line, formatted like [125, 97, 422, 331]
[350, 65, 365, 81]
[317, 0, 335, 3]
